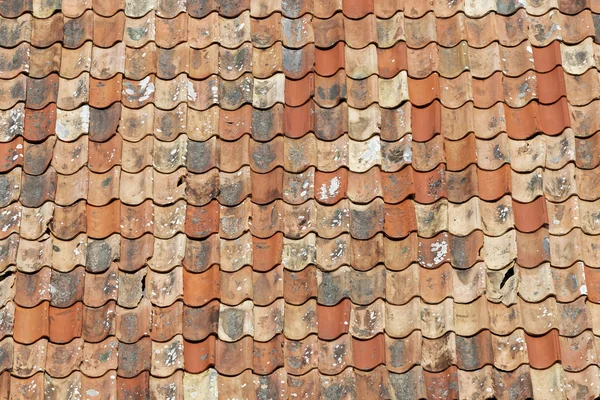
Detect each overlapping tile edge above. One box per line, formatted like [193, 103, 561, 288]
[1, 0, 600, 399]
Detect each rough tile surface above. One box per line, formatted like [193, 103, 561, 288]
[1, 0, 600, 399]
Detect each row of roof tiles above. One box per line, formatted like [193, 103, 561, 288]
[0, 330, 600, 378]
[2, 329, 600, 378]
[3, 162, 600, 207]
[5, 223, 600, 271]
[0, 223, 587, 271]
[4, 364, 600, 400]
[1, 0, 599, 18]
[7, 40, 600, 82]
[2, 252, 600, 307]
[5, 46, 600, 106]
[4, 285, 600, 342]
[2, 70, 594, 113]
[3, 280, 599, 342]
[4, 192, 600, 241]
[1, 124, 600, 171]
[3, 8, 600, 50]
[5, 99, 600, 143]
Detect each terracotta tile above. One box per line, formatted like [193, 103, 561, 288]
[316, 299, 350, 340]
[58, 14, 86, 48]
[122, 43, 156, 81]
[353, 334, 385, 371]
[0, 167, 20, 208]
[115, 299, 150, 344]
[45, 339, 84, 378]
[349, 14, 382, 49]
[117, 371, 149, 400]
[2, 211, 22, 245]
[0, 44, 28, 80]
[153, 136, 187, 173]
[533, 40, 562, 72]
[184, 335, 216, 373]
[253, 334, 284, 374]
[62, 0, 92, 17]
[156, 0, 187, 17]
[16, 235, 53, 273]
[50, 201, 84, 240]
[219, 266, 252, 305]
[90, 44, 125, 81]
[313, 42, 344, 78]
[0, 271, 14, 312]
[87, 167, 120, 206]
[81, 301, 116, 343]
[346, 74, 378, 109]
[182, 300, 218, 342]
[13, 302, 48, 344]
[219, 370, 259, 399]
[123, 12, 155, 47]
[567, 67, 600, 105]
[0, 14, 31, 48]
[51, 137, 86, 176]
[93, 12, 125, 48]
[214, 336, 253, 376]
[532, 65, 566, 105]
[19, 167, 56, 208]
[18, 197, 52, 240]
[57, 73, 89, 110]
[407, 42, 440, 80]
[312, 13, 344, 48]
[183, 263, 221, 306]
[565, 365, 600, 399]
[44, 373, 84, 400]
[0, 137, 23, 173]
[10, 373, 45, 399]
[116, 235, 151, 273]
[0, 0, 32, 18]
[354, 366, 390, 399]
[0, 105, 23, 143]
[422, 366, 459, 399]
[437, 13, 468, 48]
[14, 268, 50, 308]
[83, 263, 118, 307]
[524, 330, 561, 369]
[82, 337, 119, 378]
[283, 335, 317, 376]
[512, 196, 548, 233]
[25, 74, 57, 110]
[12, 339, 46, 377]
[144, 267, 182, 307]
[117, 337, 152, 378]
[422, 315, 459, 355]
[124, 0, 155, 17]
[375, 39, 407, 78]
[121, 75, 156, 109]
[0, 235, 18, 273]
[149, 372, 184, 400]
[30, 13, 62, 48]
[50, 267, 86, 308]
[48, 235, 84, 274]
[383, 333, 420, 374]
[283, 44, 314, 80]
[217, 0, 251, 16]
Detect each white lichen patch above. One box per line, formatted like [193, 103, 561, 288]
[430, 239, 448, 266]
[319, 176, 341, 200]
[187, 80, 198, 102]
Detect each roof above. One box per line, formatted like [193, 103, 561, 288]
[0, 0, 600, 398]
